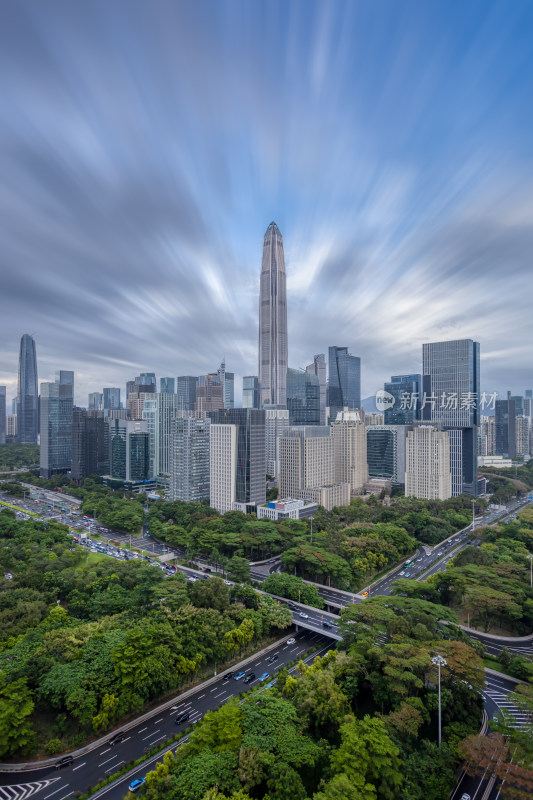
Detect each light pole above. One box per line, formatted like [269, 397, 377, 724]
[528, 554, 533, 589]
[431, 654, 447, 748]
[471, 499, 476, 531]
[310, 516, 313, 546]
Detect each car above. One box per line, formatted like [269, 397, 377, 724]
[175, 711, 191, 725]
[286, 637, 296, 645]
[267, 653, 279, 663]
[4, 572, 13, 580]
[460, 795, 471, 800]
[55, 755, 73, 770]
[399, 570, 405, 576]
[234, 671, 246, 681]
[244, 673, 255, 683]
[322, 620, 333, 629]
[299, 612, 309, 619]
[223, 672, 234, 681]
[188, 576, 197, 583]
[128, 778, 146, 793]
[108, 731, 127, 745]
[224, 580, 232, 586]
[404, 572, 411, 578]
[287, 602, 297, 610]
[258, 672, 269, 682]
[361, 591, 369, 598]
[266, 682, 275, 688]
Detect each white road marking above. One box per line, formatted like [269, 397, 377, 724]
[98, 756, 119, 767]
[214, 691, 227, 699]
[153, 718, 163, 724]
[137, 727, 147, 733]
[105, 761, 123, 773]
[71, 762, 86, 771]
[142, 729, 161, 740]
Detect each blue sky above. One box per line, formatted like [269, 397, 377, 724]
[1, 0, 532, 404]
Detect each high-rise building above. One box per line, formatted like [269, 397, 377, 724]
[195, 373, 224, 413]
[286, 368, 320, 426]
[17, 334, 38, 444]
[515, 416, 530, 457]
[160, 377, 175, 394]
[508, 393, 525, 459]
[108, 419, 150, 481]
[6, 415, 17, 440]
[242, 376, 259, 409]
[384, 374, 421, 425]
[103, 387, 121, 412]
[327, 346, 361, 421]
[133, 373, 157, 393]
[88, 392, 103, 411]
[0, 386, 6, 444]
[127, 392, 150, 421]
[217, 360, 235, 409]
[495, 399, 509, 456]
[71, 409, 108, 481]
[11, 398, 17, 415]
[170, 416, 210, 502]
[142, 393, 181, 477]
[422, 339, 480, 495]
[209, 423, 238, 514]
[40, 378, 74, 479]
[265, 406, 290, 478]
[405, 425, 452, 500]
[367, 425, 409, 485]
[56, 370, 74, 387]
[364, 412, 385, 425]
[306, 354, 327, 425]
[331, 410, 368, 494]
[479, 416, 496, 456]
[259, 222, 288, 408]
[209, 408, 266, 512]
[177, 376, 198, 413]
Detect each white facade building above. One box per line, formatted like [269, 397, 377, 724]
[209, 423, 238, 514]
[265, 406, 290, 478]
[331, 410, 368, 494]
[405, 425, 452, 500]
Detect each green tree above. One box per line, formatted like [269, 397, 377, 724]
[0, 674, 35, 756]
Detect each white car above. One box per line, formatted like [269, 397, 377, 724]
[299, 612, 309, 619]
[224, 580, 232, 586]
[188, 576, 197, 583]
[287, 637, 296, 645]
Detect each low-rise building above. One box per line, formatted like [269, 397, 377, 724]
[257, 498, 318, 520]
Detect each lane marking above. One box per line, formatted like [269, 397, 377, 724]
[142, 729, 161, 741]
[98, 756, 119, 767]
[71, 762, 86, 771]
[105, 761, 123, 773]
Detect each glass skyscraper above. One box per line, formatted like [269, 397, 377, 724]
[17, 334, 38, 444]
[170, 416, 210, 502]
[160, 377, 175, 394]
[209, 408, 266, 507]
[258, 222, 288, 407]
[384, 374, 421, 425]
[0, 386, 6, 444]
[286, 368, 320, 426]
[306, 354, 327, 425]
[177, 376, 198, 412]
[40, 379, 74, 479]
[327, 346, 361, 421]
[103, 387, 121, 411]
[242, 376, 259, 409]
[422, 338, 480, 496]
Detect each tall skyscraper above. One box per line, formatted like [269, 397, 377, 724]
[160, 377, 175, 394]
[306, 354, 327, 425]
[195, 373, 224, 413]
[56, 370, 74, 387]
[17, 334, 38, 444]
[286, 368, 320, 426]
[0, 386, 6, 444]
[177, 376, 198, 413]
[405, 425, 452, 500]
[495, 399, 509, 455]
[209, 408, 266, 512]
[88, 392, 103, 411]
[40, 378, 74, 479]
[71, 409, 108, 481]
[331, 410, 368, 494]
[103, 387, 121, 411]
[170, 416, 210, 502]
[258, 222, 288, 408]
[242, 376, 259, 409]
[264, 406, 290, 478]
[217, 360, 235, 409]
[142, 393, 181, 477]
[327, 346, 361, 421]
[422, 339, 480, 496]
[367, 425, 409, 485]
[384, 374, 421, 425]
[108, 418, 150, 482]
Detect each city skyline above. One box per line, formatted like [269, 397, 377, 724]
[1, 2, 532, 401]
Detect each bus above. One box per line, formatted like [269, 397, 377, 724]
[403, 559, 414, 568]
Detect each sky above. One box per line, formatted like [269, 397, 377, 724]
[1, 0, 532, 407]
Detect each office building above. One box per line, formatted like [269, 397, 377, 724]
[11, 398, 17, 415]
[327, 346, 361, 421]
[422, 339, 480, 495]
[71, 409, 108, 481]
[306, 354, 327, 425]
[243, 376, 259, 409]
[508, 393, 527, 459]
[169, 416, 210, 502]
[107, 409, 129, 420]
[103, 387, 121, 412]
[133, 373, 156, 393]
[265, 406, 290, 478]
[259, 222, 288, 407]
[160, 377, 175, 394]
[209, 408, 266, 513]
[384, 374, 421, 425]
[331, 410, 368, 494]
[279, 427, 348, 510]
[142, 393, 181, 477]
[195, 373, 224, 413]
[108, 419, 150, 482]
[0, 386, 6, 444]
[286, 367, 320, 426]
[257, 498, 318, 521]
[88, 392, 103, 411]
[364, 412, 385, 426]
[479, 417, 496, 456]
[177, 376, 198, 413]
[40, 378, 74, 479]
[56, 370, 74, 387]
[516, 416, 530, 457]
[6, 415, 17, 440]
[17, 334, 38, 444]
[217, 360, 234, 409]
[495, 399, 509, 456]
[367, 425, 409, 485]
[405, 425, 452, 500]
[299, 483, 351, 510]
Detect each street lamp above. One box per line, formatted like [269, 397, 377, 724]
[471, 499, 476, 531]
[431, 654, 447, 748]
[310, 516, 313, 546]
[527, 554, 533, 589]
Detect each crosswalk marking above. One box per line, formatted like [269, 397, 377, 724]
[0, 779, 61, 800]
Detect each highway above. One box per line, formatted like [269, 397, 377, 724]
[0, 631, 332, 799]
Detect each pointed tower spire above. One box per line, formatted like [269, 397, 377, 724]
[258, 222, 288, 407]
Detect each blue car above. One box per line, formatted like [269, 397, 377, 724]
[258, 672, 269, 682]
[234, 671, 246, 681]
[128, 778, 146, 793]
